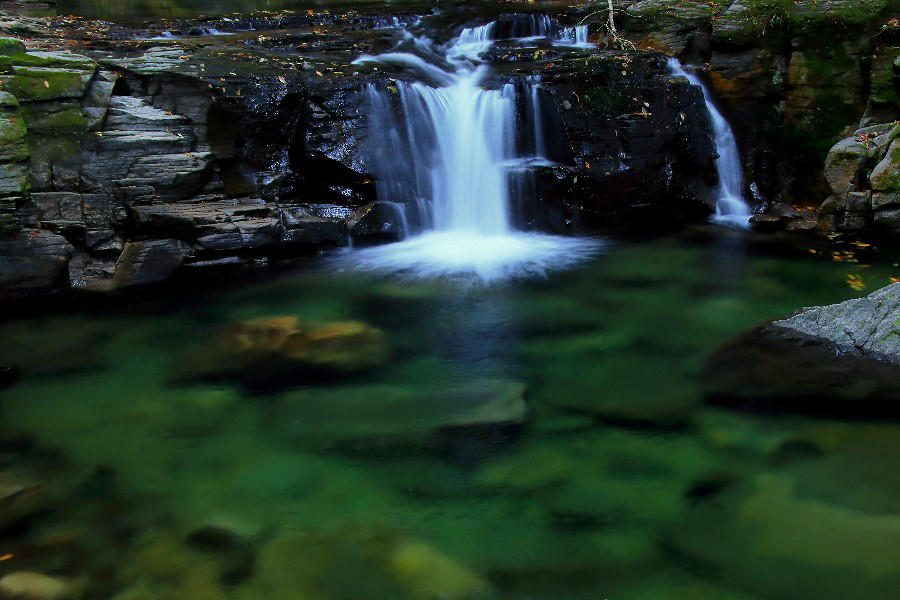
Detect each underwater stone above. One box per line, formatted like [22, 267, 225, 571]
[0, 571, 80, 600]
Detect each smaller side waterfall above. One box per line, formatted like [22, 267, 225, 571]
[668, 58, 751, 228]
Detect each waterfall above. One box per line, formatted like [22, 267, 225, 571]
[557, 25, 590, 47]
[667, 58, 751, 228]
[342, 19, 601, 282]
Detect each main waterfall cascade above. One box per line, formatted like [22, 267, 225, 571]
[341, 16, 601, 282]
[667, 59, 752, 228]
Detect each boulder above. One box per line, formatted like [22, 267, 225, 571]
[773, 282, 900, 363]
[823, 136, 875, 198]
[705, 283, 900, 417]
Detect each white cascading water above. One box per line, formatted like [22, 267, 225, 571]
[341, 19, 600, 282]
[667, 58, 751, 228]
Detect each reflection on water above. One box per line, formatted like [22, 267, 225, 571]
[1, 229, 900, 599]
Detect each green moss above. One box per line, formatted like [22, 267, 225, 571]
[0, 113, 26, 144]
[21, 105, 87, 135]
[0, 37, 25, 57]
[0, 51, 96, 74]
[3, 67, 90, 102]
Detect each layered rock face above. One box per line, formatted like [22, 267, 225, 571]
[0, 10, 720, 300]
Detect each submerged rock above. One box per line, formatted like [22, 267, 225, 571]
[174, 316, 389, 388]
[0, 473, 44, 533]
[0, 572, 81, 600]
[705, 283, 900, 416]
[235, 528, 491, 600]
[668, 468, 900, 599]
[275, 379, 528, 452]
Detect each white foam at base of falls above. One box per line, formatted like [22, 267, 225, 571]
[338, 231, 603, 283]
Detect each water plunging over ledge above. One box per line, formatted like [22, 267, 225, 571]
[340, 19, 601, 283]
[668, 58, 752, 229]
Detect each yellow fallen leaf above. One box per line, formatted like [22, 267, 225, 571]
[43, 80, 49, 88]
[316, 71, 324, 77]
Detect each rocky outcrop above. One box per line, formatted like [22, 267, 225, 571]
[818, 123, 900, 235]
[704, 283, 900, 417]
[621, 0, 898, 212]
[533, 51, 718, 233]
[772, 282, 900, 364]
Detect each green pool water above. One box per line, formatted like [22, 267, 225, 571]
[1, 227, 899, 599]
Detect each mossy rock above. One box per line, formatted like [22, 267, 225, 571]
[0, 91, 18, 108]
[0, 37, 25, 57]
[3, 66, 91, 102]
[0, 51, 96, 74]
[870, 139, 900, 192]
[21, 104, 86, 135]
[0, 112, 29, 162]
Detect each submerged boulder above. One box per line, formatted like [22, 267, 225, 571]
[234, 528, 491, 600]
[668, 457, 900, 600]
[704, 283, 900, 416]
[174, 316, 389, 388]
[275, 379, 528, 452]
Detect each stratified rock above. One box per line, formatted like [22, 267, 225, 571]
[0, 230, 72, 299]
[174, 316, 389, 387]
[113, 239, 192, 287]
[0, 572, 80, 600]
[705, 283, 900, 416]
[4, 67, 92, 102]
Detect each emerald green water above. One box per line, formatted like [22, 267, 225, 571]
[2, 228, 900, 599]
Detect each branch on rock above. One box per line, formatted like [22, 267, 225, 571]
[579, 0, 637, 51]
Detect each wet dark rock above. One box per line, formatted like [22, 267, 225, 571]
[0, 230, 73, 300]
[112, 239, 191, 288]
[705, 283, 900, 417]
[537, 52, 717, 234]
[0, 365, 19, 388]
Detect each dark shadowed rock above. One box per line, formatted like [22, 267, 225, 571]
[0, 230, 72, 299]
[113, 239, 192, 288]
